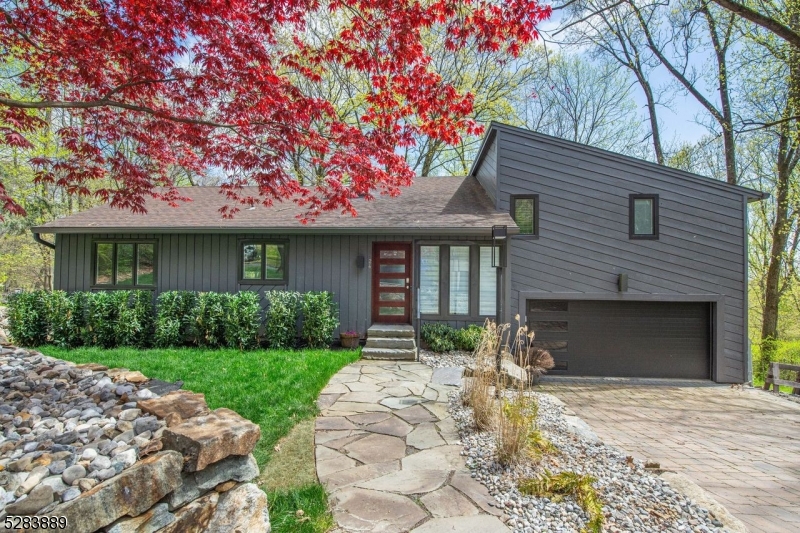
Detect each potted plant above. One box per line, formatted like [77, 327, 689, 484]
[340, 330, 360, 349]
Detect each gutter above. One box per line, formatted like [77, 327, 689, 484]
[32, 232, 55, 249]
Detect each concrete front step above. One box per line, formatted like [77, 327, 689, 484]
[365, 337, 416, 350]
[367, 324, 415, 338]
[361, 347, 417, 360]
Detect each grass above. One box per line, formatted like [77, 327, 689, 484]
[39, 345, 360, 533]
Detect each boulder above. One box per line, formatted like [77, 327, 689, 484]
[5, 485, 53, 515]
[109, 369, 148, 384]
[162, 409, 260, 472]
[105, 502, 175, 533]
[49, 451, 183, 533]
[138, 390, 210, 423]
[160, 491, 219, 533]
[205, 483, 270, 533]
[167, 454, 259, 510]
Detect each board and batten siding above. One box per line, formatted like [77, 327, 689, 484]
[489, 128, 750, 383]
[53, 232, 489, 337]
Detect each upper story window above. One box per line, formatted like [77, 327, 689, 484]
[94, 241, 156, 288]
[240, 242, 287, 283]
[511, 195, 539, 236]
[629, 194, 659, 239]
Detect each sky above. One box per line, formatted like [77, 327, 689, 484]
[538, 7, 716, 149]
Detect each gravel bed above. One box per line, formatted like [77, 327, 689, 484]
[418, 349, 474, 368]
[0, 346, 170, 515]
[446, 391, 728, 533]
[419, 351, 727, 532]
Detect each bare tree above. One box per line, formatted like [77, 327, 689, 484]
[554, 0, 667, 163]
[519, 51, 646, 155]
[626, 0, 740, 184]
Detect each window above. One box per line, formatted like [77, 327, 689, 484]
[449, 246, 470, 315]
[240, 242, 287, 282]
[629, 194, 659, 239]
[93, 242, 156, 287]
[479, 247, 497, 315]
[511, 195, 539, 236]
[418, 243, 500, 318]
[419, 246, 440, 314]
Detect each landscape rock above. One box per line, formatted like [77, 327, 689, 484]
[160, 491, 219, 533]
[204, 483, 271, 533]
[5, 484, 53, 515]
[105, 502, 175, 533]
[50, 451, 183, 533]
[162, 408, 260, 472]
[138, 390, 210, 421]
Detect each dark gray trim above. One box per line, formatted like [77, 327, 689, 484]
[518, 291, 725, 382]
[32, 233, 55, 249]
[237, 239, 289, 284]
[629, 194, 659, 240]
[90, 239, 158, 290]
[510, 194, 539, 237]
[480, 121, 768, 201]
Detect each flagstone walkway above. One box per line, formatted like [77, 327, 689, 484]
[315, 360, 510, 533]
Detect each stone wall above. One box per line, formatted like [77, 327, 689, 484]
[0, 345, 270, 532]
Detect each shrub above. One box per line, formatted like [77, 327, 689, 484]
[454, 324, 483, 351]
[421, 323, 455, 352]
[155, 291, 197, 347]
[45, 290, 85, 348]
[189, 292, 230, 347]
[752, 338, 800, 382]
[301, 291, 339, 348]
[519, 471, 604, 533]
[496, 393, 538, 465]
[6, 290, 48, 346]
[265, 291, 300, 349]
[225, 291, 262, 350]
[520, 347, 555, 382]
[84, 291, 129, 347]
[116, 290, 154, 348]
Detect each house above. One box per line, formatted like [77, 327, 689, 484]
[32, 122, 766, 383]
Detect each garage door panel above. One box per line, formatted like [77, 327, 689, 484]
[527, 300, 710, 379]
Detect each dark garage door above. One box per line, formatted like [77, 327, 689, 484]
[527, 300, 710, 379]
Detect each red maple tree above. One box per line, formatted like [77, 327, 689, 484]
[0, 0, 550, 220]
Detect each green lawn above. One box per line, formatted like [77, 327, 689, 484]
[40, 345, 359, 533]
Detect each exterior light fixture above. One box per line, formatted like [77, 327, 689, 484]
[491, 225, 507, 268]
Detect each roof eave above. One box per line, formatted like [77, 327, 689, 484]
[31, 225, 521, 236]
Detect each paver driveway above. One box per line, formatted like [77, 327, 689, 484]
[540, 380, 800, 533]
[315, 361, 509, 533]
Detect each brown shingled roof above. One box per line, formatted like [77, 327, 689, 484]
[33, 176, 518, 235]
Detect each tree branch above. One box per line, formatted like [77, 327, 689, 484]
[710, 0, 800, 48]
[0, 97, 229, 129]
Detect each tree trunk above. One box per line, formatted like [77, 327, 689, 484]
[637, 72, 664, 164]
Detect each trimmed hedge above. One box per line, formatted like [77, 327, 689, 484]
[301, 291, 339, 349]
[6, 288, 340, 350]
[264, 291, 301, 349]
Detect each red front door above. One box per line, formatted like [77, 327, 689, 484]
[371, 243, 412, 324]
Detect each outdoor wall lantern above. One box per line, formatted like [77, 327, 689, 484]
[618, 273, 628, 292]
[491, 225, 507, 268]
[356, 254, 366, 269]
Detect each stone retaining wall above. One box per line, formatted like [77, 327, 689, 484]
[0, 345, 270, 532]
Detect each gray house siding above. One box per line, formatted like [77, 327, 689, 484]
[53, 232, 493, 338]
[486, 127, 751, 383]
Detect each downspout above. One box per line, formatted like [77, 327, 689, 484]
[32, 232, 55, 249]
